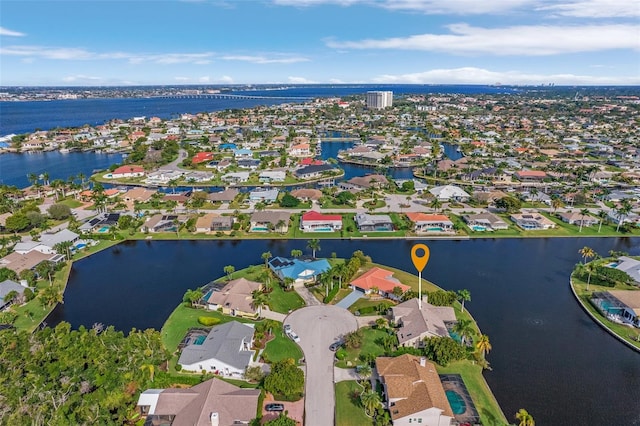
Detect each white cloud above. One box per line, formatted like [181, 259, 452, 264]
[199, 76, 211, 82]
[174, 76, 191, 82]
[537, 0, 640, 18]
[0, 45, 215, 64]
[288, 76, 318, 84]
[62, 74, 102, 82]
[221, 55, 309, 64]
[273, 0, 536, 14]
[219, 75, 234, 83]
[371, 66, 640, 85]
[0, 27, 26, 37]
[329, 78, 346, 83]
[326, 23, 639, 55]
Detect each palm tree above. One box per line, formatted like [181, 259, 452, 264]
[360, 390, 381, 416]
[223, 265, 235, 281]
[578, 208, 590, 232]
[54, 241, 73, 261]
[575, 262, 595, 291]
[452, 319, 475, 346]
[615, 199, 633, 232]
[579, 246, 596, 264]
[252, 290, 268, 310]
[261, 251, 272, 269]
[476, 334, 492, 359]
[430, 198, 442, 213]
[357, 364, 372, 382]
[291, 249, 303, 258]
[457, 289, 471, 313]
[515, 408, 535, 426]
[140, 364, 155, 382]
[597, 210, 608, 233]
[307, 239, 321, 258]
[551, 197, 564, 213]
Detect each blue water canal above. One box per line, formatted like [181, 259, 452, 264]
[47, 237, 640, 426]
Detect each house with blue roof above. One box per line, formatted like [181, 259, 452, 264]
[268, 257, 331, 284]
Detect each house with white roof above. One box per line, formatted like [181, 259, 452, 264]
[429, 185, 470, 202]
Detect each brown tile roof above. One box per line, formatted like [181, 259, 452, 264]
[152, 377, 260, 426]
[206, 278, 261, 315]
[376, 354, 453, 420]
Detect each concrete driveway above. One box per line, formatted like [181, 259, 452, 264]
[285, 305, 358, 426]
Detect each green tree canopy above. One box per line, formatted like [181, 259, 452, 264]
[263, 358, 304, 401]
[47, 203, 72, 220]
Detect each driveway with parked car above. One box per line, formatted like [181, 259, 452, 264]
[284, 305, 358, 426]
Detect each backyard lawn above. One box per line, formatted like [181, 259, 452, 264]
[335, 327, 389, 368]
[268, 284, 305, 314]
[335, 381, 374, 426]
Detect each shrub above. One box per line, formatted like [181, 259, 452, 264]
[423, 336, 467, 366]
[426, 290, 457, 306]
[48, 203, 72, 220]
[198, 317, 221, 326]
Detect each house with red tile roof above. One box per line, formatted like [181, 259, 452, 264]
[350, 267, 411, 300]
[192, 151, 215, 164]
[405, 213, 454, 233]
[106, 165, 145, 179]
[514, 170, 547, 181]
[300, 211, 342, 232]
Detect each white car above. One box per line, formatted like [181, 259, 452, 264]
[287, 330, 300, 343]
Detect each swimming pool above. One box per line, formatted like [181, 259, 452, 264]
[97, 226, 110, 233]
[193, 335, 206, 345]
[251, 227, 269, 232]
[74, 243, 87, 249]
[471, 225, 487, 231]
[446, 390, 466, 415]
[311, 227, 334, 232]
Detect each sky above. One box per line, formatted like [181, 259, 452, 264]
[1, 0, 639, 86]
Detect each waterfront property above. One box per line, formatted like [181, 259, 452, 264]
[510, 212, 556, 230]
[268, 256, 331, 284]
[78, 212, 121, 233]
[429, 185, 470, 202]
[462, 212, 509, 232]
[591, 290, 640, 328]
[350, 267, 411, 300]
[557, 212, 599, 227]
[177, 320, 256, 377]
[140, 214, 186, 233]
[248, 188, 279, 203]
[391, 298, 457, 348]
[376, 354, 455, 426]
[136, 377, 260, 426]
[606, 256, 640, 284]
[204, 277, 262, 318]
[300, 210, 342, 232]
[0, 279, 28, 311]
[355, 213, 394, 232]
[207, 188, 239, 203]
[439, 374, 481, 425]
[405, 213, 455, 234]
[195, 213, 233, 233]
[104, 164, 145, 179]
[249, 211, 290, 233]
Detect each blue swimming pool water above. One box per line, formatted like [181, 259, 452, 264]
[471, 225, 487, 231]
[193, 335, 206, 345]
[446, 390, 466, 415]
[251, 226, 269, 232]
[75, 243, 86, 249]
[98, 226, 110, 233]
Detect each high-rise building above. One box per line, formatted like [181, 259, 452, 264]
[366, 91, 393, 109]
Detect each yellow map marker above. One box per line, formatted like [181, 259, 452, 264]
[411, 244, 430, 309]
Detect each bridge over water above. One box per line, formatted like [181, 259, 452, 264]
[152, 93, 313, 101]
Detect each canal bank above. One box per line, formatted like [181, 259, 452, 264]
[44, 237, 640, 426]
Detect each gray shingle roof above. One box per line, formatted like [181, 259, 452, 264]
[178, 321, 254, 370]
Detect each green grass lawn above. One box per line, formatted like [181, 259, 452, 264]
[58, 198, 83, 208]
[348, 298, 395, 315]
[437, 361, 509, 426]
[335, 381, 374, 426]
[571, 276, 640, 349]
[268, 284, 305, 314]
[263, 323, 303, 363]
[335, 327, 389, 368]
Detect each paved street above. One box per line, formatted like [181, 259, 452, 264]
[285, 306, 358, 426]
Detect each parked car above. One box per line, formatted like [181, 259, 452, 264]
[284, 324, 291, 332]
[287, 330, 300, 343]
[265, 403, 285, 412]
[329, 340, 343, 351]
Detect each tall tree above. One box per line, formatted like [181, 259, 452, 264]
[579, 246, 596, 264]
[360, 390, 382, 416]
[223, 265, 235, 280]
[457, 289, 471, 313]
[615, 199, 633, 232]
[476, 334, 492, 359]
[452, 319, 475, 346]
[578, 208, 590, 233]
[597, 210, 608, 233]
[261, 251, 272, 269]
[307, 239, 321, 258]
